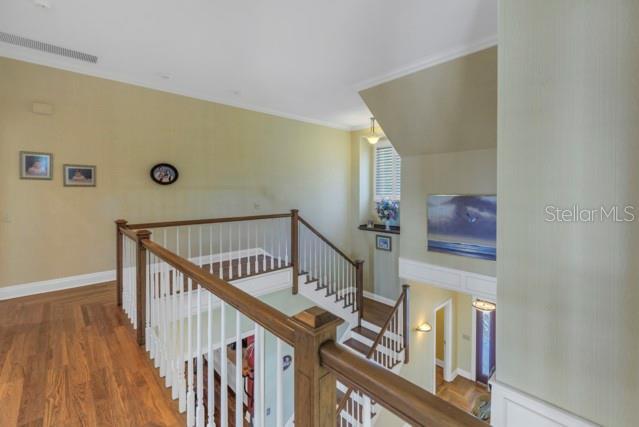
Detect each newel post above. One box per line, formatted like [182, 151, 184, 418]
[292, 307, 343, 427]
[135, 229, 152, 346]
[402, 284, 410, 364]
[291, 209, 300, 294]
[355, 260, 364, 326]
[115, 219, 128, 307]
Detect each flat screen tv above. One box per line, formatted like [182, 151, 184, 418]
[427, 195, 496, 261]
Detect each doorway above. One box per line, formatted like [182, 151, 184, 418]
[474, 303, 496, 385]
[433, 298, 453, 392]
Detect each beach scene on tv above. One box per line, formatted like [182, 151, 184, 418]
[427, 195, 496, 261]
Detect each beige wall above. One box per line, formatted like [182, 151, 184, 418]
[400, 149, 497, 276]
[377, 284, 473, 427]
[0, 57, 353, 288]
[498, 1, 639, 426]
[360, 47, 497, 156]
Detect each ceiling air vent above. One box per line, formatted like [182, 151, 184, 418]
[0, 31, 98, 64]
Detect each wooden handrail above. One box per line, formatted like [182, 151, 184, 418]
[126, 212, 291, 230]
[298, 216, 357, 267]
[336, 286, 409, 415]
[141, 239, 297, 346]
[321, 342, 485, 427]
[120, 226, 139, 241]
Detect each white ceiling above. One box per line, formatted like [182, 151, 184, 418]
[0, 0, 497, 130]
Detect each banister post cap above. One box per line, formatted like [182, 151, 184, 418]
[292, 306, 343, 332]
[115, 219, 128, 225]
[135, 229, 152, 240]
[402, 284, 410, 289]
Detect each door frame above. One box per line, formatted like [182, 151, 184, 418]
[433, 298, 454, 391]
[471, 295, 497, 384]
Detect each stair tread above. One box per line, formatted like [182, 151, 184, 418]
[362, 297, 394, 327]
[343, 338, 371, 355]
[351, 326, 378, 341]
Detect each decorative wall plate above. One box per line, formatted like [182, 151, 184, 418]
[150, 163, 179, 185]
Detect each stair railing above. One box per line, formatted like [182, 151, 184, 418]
[336, 284, 411, 425]
[115, 215, 479, 427]
[297, 215, 365, 323]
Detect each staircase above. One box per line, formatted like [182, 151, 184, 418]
[296, 216, 410, 427]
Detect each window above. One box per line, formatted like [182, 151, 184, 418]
[374, 140, 401, 200]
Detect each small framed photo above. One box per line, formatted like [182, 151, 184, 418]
[64, 164, 96, 187]
[20, 151, 52, 180]
[376, 235, 392, 252]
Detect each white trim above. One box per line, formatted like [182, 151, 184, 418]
[363, 290, 396, 306]
[471, 301, 477, 381]
[0, 47, 351, 131]
[454, 368, 474, 381]
[490, 381, 599, 427]
[433, 298, 454, 387]
[354, 35, 498, 91]
[0, 270, 115, 300]
[399, 257, 496, 300]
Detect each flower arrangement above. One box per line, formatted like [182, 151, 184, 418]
[376, 198, 399, 228]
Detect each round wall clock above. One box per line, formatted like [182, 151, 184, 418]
[150, 163, 179, 185]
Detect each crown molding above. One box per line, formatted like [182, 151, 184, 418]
[0, 46, 353, 131]
[354, 35, 498, 92]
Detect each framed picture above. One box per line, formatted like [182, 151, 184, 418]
[427, 194, 496, 261]
[64, 164, 96, 186]
[376, 234, 392, 251]
[20, 151, 52, 180]
[150, 163, 179, 185]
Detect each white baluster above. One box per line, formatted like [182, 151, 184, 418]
[262, 221, 267, 271]
[235, 310, 243, 426]
[160, 257, 167, 379]
[209, 225, 213, 274]
[199, 225, 203, 268]
[229, 222, 233, 279]
[255, 221, 259, 272]
[238, 222, 242, 278]
[276, 338, 283, 427]
[247, 221, 252, 275]
[207, 291, 215, 427]
[253, 324, 264, 427]
[187, 278, 195, 427]
[284, 219, 289, 266]
[219, 223, 223, 279]
[178, 272, 187, 413]
[363, 394, 372, 427]
[196, 284, 204, 427]
[171, 270, 179, 400]
[220, 302, 228, 426]
[270, 222, 275, 270]
[177, 226, 180, 256]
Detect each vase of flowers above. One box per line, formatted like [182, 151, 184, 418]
[376, 198, 399, 230]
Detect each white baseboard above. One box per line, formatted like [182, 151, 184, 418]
[0, 270, 116, 301]
[455, 368, 474, 381]
[491, 381, 599, 427]
[363, 290, 397, 306]
[399, 257, 496, 300]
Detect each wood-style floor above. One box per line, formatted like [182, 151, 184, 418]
[436, 366, 490, 423]
[0, 282, 184, 427]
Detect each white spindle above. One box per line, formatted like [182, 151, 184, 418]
[187, 277, 195, 427]
[196, 285, 204, 427]
[219, 223, 223, 279]
[247, 221, 252, 275]
[206, 291, 214, 427]
[220, 301, 228, 426]
[363, 394, 372, 427]
[235, 310, 243, 426]
[253, 324, 265, 427]
[276, 338, 283, 427]
[255, 221, 259, 272]
[209, 225, 213, 274]
[238, 222, 242, 278]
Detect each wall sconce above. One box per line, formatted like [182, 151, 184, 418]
[416, 322, 432, 333]
[472, 299, 496, 312]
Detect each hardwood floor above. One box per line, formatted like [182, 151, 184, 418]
[0, 282, 185, 427]
[435, 366, 490, 423]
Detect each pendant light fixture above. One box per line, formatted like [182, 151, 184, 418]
[365, 117, 381, 145]
[472, 299, 496, 312]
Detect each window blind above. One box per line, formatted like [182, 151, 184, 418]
[375, 143, 401, 200]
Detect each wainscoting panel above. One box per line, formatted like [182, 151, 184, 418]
[398, 257, 496, 299]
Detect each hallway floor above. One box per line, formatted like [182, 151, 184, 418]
[0, 282, 184, 427]
[436, 366, 490, 423]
